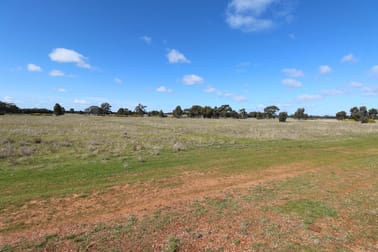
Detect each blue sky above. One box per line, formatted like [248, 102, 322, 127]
[1, 0, 378, 115]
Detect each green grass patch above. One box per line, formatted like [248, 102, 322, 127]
[279, 199, 337, 224]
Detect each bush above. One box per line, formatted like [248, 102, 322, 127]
[278, 112, 288, 122]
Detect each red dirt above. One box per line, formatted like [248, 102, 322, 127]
[0, 161, 316, 245]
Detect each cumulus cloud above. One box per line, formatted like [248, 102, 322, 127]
[282, 78, 302, 87]
[49, 48, 91, 69]
[204, 86, 247, 102]
[341, 53, 357, 63]
[297, 94, 322, 101]
[321, 89, 344, 96]
[319, 65, 332, 74]
[27, 63, 42, 72]
[140, 35, 152, 44]
[282, 68, 304, 77]
[167, 49, 190, 64]
[226, 0, 295, 32]
[3, 96, 14, 103]
[204, 86, 217, 93]
[156, 86, 173, 93]
[182, 74, 204, 85]
[56, 88, 67, 92]
[362, 86, 378, 96]
[74, 99, 88, 105]
[49, 70, 65, 77]
[114, 78, 122, 84]
[370, 65, 378, 76]
[350, 81, 363, 87]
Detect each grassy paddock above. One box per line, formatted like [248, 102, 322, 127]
[0, 115, 377, 250]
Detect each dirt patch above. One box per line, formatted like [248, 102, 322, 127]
[0, 161, 316, 245]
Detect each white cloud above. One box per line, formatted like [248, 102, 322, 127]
[56, 88, 67, 92]
[282, 68, 304, 77]
[204, 86, 217, 93]
[370, 65, 378, 76]
[49, 70, 65, 77]
[282, 78, 302, 87]
[182, 74, 204, 85]
[362, 86, 378, 96]
[49, 48, 91, 69]
[3, 96, 14, 103]
[166, 49, 191, 64]
[74, 99, 88, 105]
[204, 86, 247, 102]
[140, 36, 152, 44]
[226, 0, 295, 32]
[321, 89, 344, 96]
[114, 78, 122, 84]
[27, 63, 42, 72]
[156, 86, 173, 93]
[297, 94, 322, 101]
[319, 65, 332, 74]
[350, 81, 363, 87]
[341, 53, 357, 63]
[231, 95, 248, 102]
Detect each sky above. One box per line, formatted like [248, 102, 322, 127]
[1, 0, 378, 115]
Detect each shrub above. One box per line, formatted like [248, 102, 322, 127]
[278, 112, 288, 122]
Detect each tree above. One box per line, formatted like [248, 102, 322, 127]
[203, 106, 214, 118]
[239, 108, 248, 119]
[85, 106, 102, 115]
[172, 105, 183, 118]
[350, 106, 360, 121]
[100, 102, 112, 114]
[294, 108, 306, 120]
[134, 103, 147, 116]
[188, 105, 203, 118]
[264, 105, 280, 119]
[159, 110, 166, 118]
[278, 112, 288, 122]
[217, 104, 233, 118]
[368, 108, 378, 119]
[336, 111, 347, 120]
[53, 103, 65, 116]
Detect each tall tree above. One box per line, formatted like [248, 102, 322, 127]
[134, 103, 147, 116]
[53, 103, 65, 116]
[172, 105, 183, 118]
[100, 102, 112, 114]
[239, 108, 247, 119]
[294, 108, 306, 120]
[368, 108, 378, 119]
[264, 105, 280, 119]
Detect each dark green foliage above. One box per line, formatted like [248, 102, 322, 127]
[0, 101, 21, 114]
[278, 112, 288, 122]
[85, 105, 103, 115]
[264, 105, 280, 119]
[100, 102, 112, 114]
[159, 110, 166, 118]
[117, 108, 129, 116]
[239, 108, 248, 119]
[134, 103, 147, 116]
[368, 108, 378, 119]
[53, 103, 65, 116]
[172, 105, 183, 118]
[294, 108, 307, 120]
[336, 111, 347, 120]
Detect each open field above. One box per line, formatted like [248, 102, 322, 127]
[0, 115, 377, 251]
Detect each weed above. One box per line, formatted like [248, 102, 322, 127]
[164, 236, 180, 252]
[279, 199, 337, 224]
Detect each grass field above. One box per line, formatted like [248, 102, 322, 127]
[0, 115, 377, 251]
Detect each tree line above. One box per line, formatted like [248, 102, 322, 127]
[0, 100, 376, 123]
